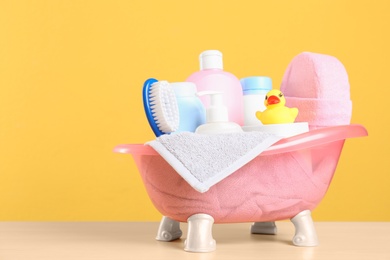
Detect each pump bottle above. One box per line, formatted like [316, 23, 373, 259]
[195, 91, 243, 135]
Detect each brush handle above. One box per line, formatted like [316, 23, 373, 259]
[142, 78, 163, 137]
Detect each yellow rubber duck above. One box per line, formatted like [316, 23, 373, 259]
[255, 89, 298, 125]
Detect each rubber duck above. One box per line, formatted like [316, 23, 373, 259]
[255, 89, 298, 124]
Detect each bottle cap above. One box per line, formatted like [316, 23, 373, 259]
[199, 50, 223, 70]
[170, 82, 197, 97]
[240, 76, 272, 95]
[197, 91, 228, 122]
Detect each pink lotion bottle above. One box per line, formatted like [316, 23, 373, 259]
[186, 50, 244, 126]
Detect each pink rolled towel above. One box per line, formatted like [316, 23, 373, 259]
[280, 52, 352, 129]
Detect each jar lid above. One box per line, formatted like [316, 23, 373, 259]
[240, 76, 272, 93]
[170, 82, 197, 96]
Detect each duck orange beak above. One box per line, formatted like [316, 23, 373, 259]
[267, 95, 280, 105]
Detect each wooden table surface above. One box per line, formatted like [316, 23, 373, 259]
[0, 221, 389, 259]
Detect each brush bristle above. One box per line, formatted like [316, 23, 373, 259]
[149, 81, 179, 133]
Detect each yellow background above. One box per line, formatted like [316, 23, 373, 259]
[1, 0, 389, 221]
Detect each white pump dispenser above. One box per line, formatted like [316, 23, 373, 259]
[195, 91, 243, 135]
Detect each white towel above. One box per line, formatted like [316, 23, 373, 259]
[146, 132, 282, 193]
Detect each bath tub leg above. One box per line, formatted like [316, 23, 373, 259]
[184, 213, 216, 253]
[155, 216, 182, 242]
[251, 221, 277, 235]
[290, 210, 319, 247]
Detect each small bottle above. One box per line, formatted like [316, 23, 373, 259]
[240, 76, 272, 126]
[170, 82, 206, 132]
[186, 50, 244, 126]
[195, 91, 243, 135]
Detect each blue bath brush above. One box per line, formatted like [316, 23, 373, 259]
[142, 78, 180, 137]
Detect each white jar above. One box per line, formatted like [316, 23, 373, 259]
[240, 76, 272, 126]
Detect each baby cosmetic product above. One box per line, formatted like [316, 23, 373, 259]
[186, 50, 244, 126]
[240, 76, 272, 126]
[195, 91, 243, 135]
[170, 82, 206, 132]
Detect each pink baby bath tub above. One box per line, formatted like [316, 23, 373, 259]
[114, 124, 367, 252]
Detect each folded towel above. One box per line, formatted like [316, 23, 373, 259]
[146, 132, 282, 193]
[281, 52, 352, 129]
[284, 98, 352, 127]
